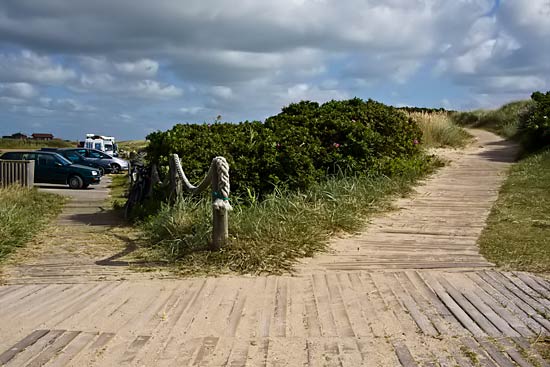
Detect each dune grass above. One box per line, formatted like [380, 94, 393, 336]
[451, 100, 534, 139]
[0, 138, 74, 150]
[139, 155, 442, 275]
[409, 111, 472, 148]
[0, 186, 65, 262]
[479, 148, 550, 273]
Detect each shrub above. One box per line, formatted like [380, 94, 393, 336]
[519, 91, 550, 148]
[146, 98, 423, 198]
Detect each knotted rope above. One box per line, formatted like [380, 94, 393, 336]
[171, 154, 232, 211]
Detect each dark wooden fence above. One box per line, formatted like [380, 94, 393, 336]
[0, 160, 35, 188]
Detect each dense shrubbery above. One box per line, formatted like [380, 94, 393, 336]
[147, 98, 424, 197]
[519, 91, 550, 148]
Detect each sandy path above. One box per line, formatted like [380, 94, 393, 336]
[0, 130, 549, 366]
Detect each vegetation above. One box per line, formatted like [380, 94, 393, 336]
[146, 98, 424, 198]
[451, 100, 534, 139]
[479, 148, 550, 272]
[519, 91, 550, 149]
[140, 155, 442, 275]
[0, 138, 74, 150]
[0, 186, 64, 262]
[408, 111, 472, 148]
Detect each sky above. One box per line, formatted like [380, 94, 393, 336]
[0, 0, 549, 140]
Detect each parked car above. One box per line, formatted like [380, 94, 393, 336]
[43, 148, 129, 174]
[40, 148, 105, 175]
[0, 151, 101, 189]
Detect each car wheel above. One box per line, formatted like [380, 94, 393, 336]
[110, 163, 121, 174]
[97, 166, 105, 176]
[68, 175, 84, 189]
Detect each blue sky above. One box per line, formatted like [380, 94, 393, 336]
[0, 0, 548, 140]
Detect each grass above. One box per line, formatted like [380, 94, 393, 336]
[139, 155, 443, 275]
[0, 186, 65, 262]
[478, 148, 550, 272]
[108, 173, 130, 208]
[408, 111, 472, 148]
[0, 138, 75, 150]
[451, 100, 534, 139]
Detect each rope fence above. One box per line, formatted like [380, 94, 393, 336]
[169, 154, 232, 250]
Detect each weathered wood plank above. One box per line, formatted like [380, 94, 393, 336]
[0, 329, 49, 365]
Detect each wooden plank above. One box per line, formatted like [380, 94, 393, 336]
[46, 332, 98, 367]
[472, 286, 534, 338]
[460, 290, 521, 337]
[390, 273, 438, 336]
[506, 273, 550, 308]
[475, 338, 516, 367]
[0, 329, 49, 365]
[325, 273, 355, 337]
[469, 273, 550, 335]
[461, 337, 498, 367]
[407, 272, 462, 329]
[478, 272, 550, 333]
[119, 335, 151, 364]
[311, 274, 338, 337]
[5, 330, 64, 367]
[497, 338, 541, 367]
[26, 330, 80, 367]
[485, 272, 549, 315]
[422, 273, 485, 337]
[392, 341, 418, 367]
[515, 272, 550, 298]
[437, 277, 501, 337]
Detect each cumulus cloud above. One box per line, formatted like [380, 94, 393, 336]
[0, 50, 76, 85]
[0, 82, 37, 99]
[0, 0, 548, 138]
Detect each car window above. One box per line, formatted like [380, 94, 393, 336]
[76, 149, 88, 157]
[54, 154, 72, 166]
[65, 152, 81, 162]
[21, 153, 37, 161]
[89, 150, 104, 159]
[37, 154, 56, 167]
[1, 152, 22, 160]
[94, 143, 102, 150]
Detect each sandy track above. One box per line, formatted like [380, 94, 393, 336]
[0, 130, 549, 366]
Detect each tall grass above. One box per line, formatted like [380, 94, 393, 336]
[451, 100, 534, 139]
[408, 112, 472, 148]
[0, 186, 64, 261]
[0, 138, 74, 150]
[140, 155, 442, 275]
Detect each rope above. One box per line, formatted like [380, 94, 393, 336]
[212, 156, 232, 211]
[171, 154, 232, 211]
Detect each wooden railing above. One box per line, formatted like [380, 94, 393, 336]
[0, 160, 35, 188]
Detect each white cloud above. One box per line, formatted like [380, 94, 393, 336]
[0, 50, 76, 84]
[0, 82, 38, 99]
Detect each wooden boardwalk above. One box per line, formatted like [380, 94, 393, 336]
[0, 270, 548, 366]
[0, 130, 549, 366]
[300, 129, 518, 272]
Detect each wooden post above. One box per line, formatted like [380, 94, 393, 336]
[210, 166, 228, 250]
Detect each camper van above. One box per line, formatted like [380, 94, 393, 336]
[84, 134, 118, 157]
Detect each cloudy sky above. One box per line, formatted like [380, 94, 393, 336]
[0, 0, 549, 140]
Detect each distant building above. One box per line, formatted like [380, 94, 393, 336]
[1, 132, 28, 140]
[32, 133, 54, 141]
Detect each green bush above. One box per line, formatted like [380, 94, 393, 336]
[519, 91, 550, 148]
[146, 98, 423, 198]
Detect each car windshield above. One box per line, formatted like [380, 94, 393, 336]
[54, 154, 72, 166]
